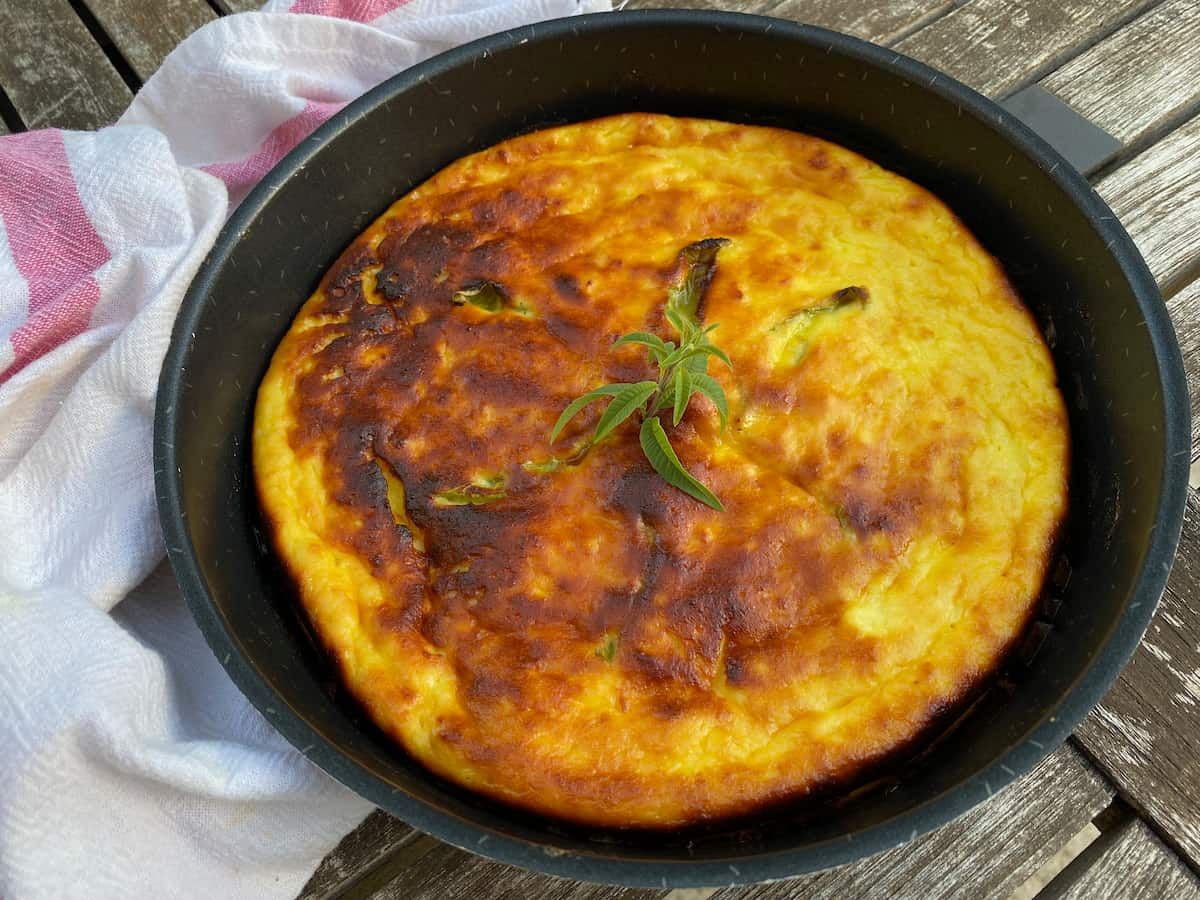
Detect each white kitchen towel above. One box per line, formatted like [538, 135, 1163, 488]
[0, 1, 608, 898]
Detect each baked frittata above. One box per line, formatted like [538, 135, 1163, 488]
[253, 113, 1069, 827]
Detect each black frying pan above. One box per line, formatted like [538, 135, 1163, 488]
[155, 10, 1189, 887]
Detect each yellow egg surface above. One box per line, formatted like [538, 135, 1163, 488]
[253, 113, 1069, 827]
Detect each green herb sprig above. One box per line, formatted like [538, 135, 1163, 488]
[431, 473, 507, 507]
[549, 239, 732, 511]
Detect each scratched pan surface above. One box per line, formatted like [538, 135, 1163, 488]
[155, 10, 1188, 887]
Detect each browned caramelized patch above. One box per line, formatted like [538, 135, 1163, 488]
[255, 112, 1069, 829]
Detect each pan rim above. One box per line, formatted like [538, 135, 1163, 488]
[154, 8, 1190, 887]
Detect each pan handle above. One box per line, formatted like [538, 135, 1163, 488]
[1001, 85, 1122, 177]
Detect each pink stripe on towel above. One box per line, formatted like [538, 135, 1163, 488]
[0, 130, 111, 384]
[288, 0, 410, 23]
[201, 100, 346, 204]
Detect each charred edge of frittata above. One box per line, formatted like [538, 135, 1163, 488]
[253, 113, 1070, 829]
[253, 479, 1069, 838]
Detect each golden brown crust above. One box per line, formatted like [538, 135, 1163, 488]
[253, 114, 1069, 826]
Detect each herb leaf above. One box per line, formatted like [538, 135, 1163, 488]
[672, 367, 692, 426]
[549, 238, 732, 509]
[639, 417, 725, 512]
[661, 341, 732, 371]
[522, 458, 563, 475]
[683, 351, 708, 376]
[550, 383, 630, 444]
[432, 484, 507, 506]
[595, 633, 619, 662]
[769, 285, 869, 366]
[592, 381, 658, 444]
[773, 285, 869, 328]
[666, 237, 731, 328]
[701, 343, 733, 370]
[664, 305, 690, 339]
[614, 332, 671, 365]
[690, 372, 728, 432]
[829, 285, 869, 308]
[451, 280, 506, 312]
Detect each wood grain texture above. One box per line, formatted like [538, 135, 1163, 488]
[625, 0, 952, 45]
[1048, 24, 1200, 869]
[1075, 485, 1200, 868]
[1096, 112, 1200, 291]
[298, 810, 414, 899]
[80, 0, 216, 83]
[362, 839, 662, 900]
[310, 6, 1200, 896]
[624, 0, 777, 14]
[0, 0, 131, 130]
[350, 746, 1108, 900]
[0, 0, 1184, 895]
[895, 0, 1159, 99]
[763, 0, 955, 44]
[1041, 819, 1200, 900]
[707, 746, 1111, 900]
[278, 1, 1194, 894]
[1165, 277, 1200, 457]
[1043, 0, 1200, 148]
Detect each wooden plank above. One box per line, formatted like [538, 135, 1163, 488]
[0, 0, 131, 130]
[1164, 277, 1200, 457]
[306, 3, 1200, 894]
[1075, 487, 1200, 868]
[362, 837, 661, 900]
[894, 0, 1159, 99]
[79, 0, 216, 83]
[938, 12, 1200, 871]
[298, 810, 415, 899]
[1008, 819, 1103, 900]
[1096, 112, 1200, 291]
[1042, 0, 1200, 148]
[625, 0, 952, 45]
[708, 746, 1111, 900]
[624, 0, 778, 15]
[1064, 98, 1200, 861]
[763, 0, 955, 45]
[353, 746, 1108, 899]
[1041, 819, 1200, 900]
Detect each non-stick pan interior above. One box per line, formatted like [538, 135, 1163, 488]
[157, 11, 1187, 885]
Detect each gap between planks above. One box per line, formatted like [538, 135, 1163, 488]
[0, 0, 1185, 897]
[1067, 90, 1200, 879]
[1093, 111, 1200, 300]
[1009, 797, 1138, 900]
[891, 0, 1164, 99]
[1042, 0, 1200, 155]
[310, 746, 1111, 900]
[65, 0, 144, 92]
[0, 0, 239, 133]
[75, 0, 217, 85]
[299, 0, 1200, 895]
[1071, 486, 1200, 872]
[763, 0, 962, 47]
[0, 0, 131, 130]
[1037, 816, 1200, 899]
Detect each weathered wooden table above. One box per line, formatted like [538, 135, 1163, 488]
[4, 0, 1199, 896]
